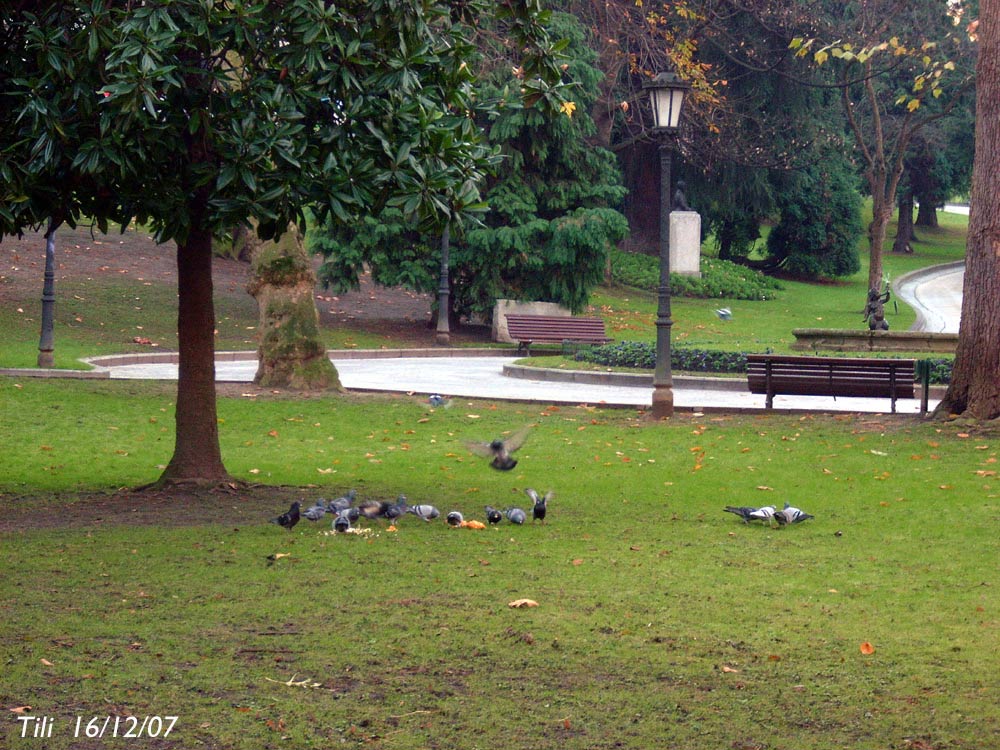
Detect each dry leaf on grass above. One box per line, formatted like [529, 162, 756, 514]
[508, 598, 539, 608]
[860, 641, 875, 655]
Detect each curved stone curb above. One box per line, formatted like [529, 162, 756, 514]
[502, 362, 744, 391]
[894, 260, 965, 333]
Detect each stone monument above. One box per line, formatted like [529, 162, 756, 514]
[669, 181, 701, 277]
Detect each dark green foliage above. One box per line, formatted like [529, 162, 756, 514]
[576, 341, 749, 374]
[767, 159, 863, 279]
[313, 12, 628, 318]
[578, 343, 953, 383]
[608, 249, 783, 301]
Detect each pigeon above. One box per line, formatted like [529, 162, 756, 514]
[407, 504, 440, 522]
[465, 425, 531, 471]
[428, 394, 449, 408]
[485, 505, 503, 525]
[715, 307, 733, 321]
[358, 498, 386, 519]
[446, 511, 464, 527]
[270, 501, 300, 530]
[332, 513, 352, 533]
[301, 501, 328, 521]
[504, 507, 527, 525]
[327, 489, 357, 513]
[383, 495, 409, 521]
[340, 506, 361, 523]
[723, 505, 776, 524]
[774, 502, 814, 525]
[526, 488, 553, 523]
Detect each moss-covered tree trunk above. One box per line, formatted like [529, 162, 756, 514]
[247, 223, 341, 390]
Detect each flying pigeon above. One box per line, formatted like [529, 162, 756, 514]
[504, 507, 527, 525]
[714, 307, 733, 321]
[774, 502, 814, 525]
[485, 505, 503, 525]
[407, 504, 440, 522]
[270, 501, 301, 530]
[332, 514, 352, 533]
[723, 505, 776, 524]
[526, 488, 553, 523]
[465, 425, 531, 471]
[327, 489, 357, 513]
[301, 501, 328, 521]
[446, 511, 465, 527]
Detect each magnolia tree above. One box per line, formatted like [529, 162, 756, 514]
[0, 0, 566, 487]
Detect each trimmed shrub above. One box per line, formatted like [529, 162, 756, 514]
[608, 250, 782, 301]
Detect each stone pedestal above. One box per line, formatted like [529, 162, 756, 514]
[669, 211, 701, 277]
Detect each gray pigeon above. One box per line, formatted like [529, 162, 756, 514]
[504, 507, 527, 525]
[358, 499, 386, 519]
[526, 488, 553, 523]
[465, 425, 531, 471]
[302, 501, 328, 521]
[407, 504, 440, 522]
[774, 502, 814, 525]
[332, 513, 352, 533]
[383, 495, 408, 521]
[714, 307, 733, 321]
[428, 394, 449, 408]
[446, 511, 464, 527]
[723, 505, 776, 524]
[485, 505, 503, 525]
[327, 489, 357, 513]
[270, 501, 300, 530]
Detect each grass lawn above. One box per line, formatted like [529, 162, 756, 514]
[2, 377, 998, 749]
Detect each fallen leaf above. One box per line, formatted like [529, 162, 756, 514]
[267, 430, 279, 438]
[508, 598, 539, 608]
[571, 558, 584, 566]
[756, 485, 773, 491]
[9, 706, 32, 714]
[860, 641, 875, 655]
[40, 658, 54, 667]
[721, 665, 741, 673]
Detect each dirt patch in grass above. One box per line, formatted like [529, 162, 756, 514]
[0, 484, 319, 533]
[0, 222, 492, 349]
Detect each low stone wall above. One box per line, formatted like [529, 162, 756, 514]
[791, 328, 957, 353]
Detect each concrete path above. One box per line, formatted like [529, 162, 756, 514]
[99, 354, 937, 414]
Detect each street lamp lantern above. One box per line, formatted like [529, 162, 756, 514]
[644, 71, 690, 133]
[643, 70, 689, 418]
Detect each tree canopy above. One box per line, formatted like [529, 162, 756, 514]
[0, 0, 567, 486]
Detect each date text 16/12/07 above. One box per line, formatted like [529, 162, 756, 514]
[16, 715, 178, 739]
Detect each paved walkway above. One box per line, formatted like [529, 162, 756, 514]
[96, 353, 937, 414]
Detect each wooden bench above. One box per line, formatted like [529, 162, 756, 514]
[504, 314, 611, 355]
[746, 354, 916, 413]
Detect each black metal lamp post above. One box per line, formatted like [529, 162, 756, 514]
[643, 71, 690, 418]
[37, 220, 59, 367]
[435, 223, 451, 346]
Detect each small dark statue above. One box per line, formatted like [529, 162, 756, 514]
[672, 180, 692, 211]
[863, 285, 891, 331]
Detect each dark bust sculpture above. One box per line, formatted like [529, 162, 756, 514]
[672, 180, 692, 211]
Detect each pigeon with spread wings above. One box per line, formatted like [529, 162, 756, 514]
[465, 426, 532, 471]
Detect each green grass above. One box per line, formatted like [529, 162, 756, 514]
[587, 212, 967, 357]
[2, 377, 999, 749]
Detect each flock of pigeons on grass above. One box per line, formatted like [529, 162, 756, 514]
[270, 425, 551, 533]
[270, 486, 553, 533]
[268, 422, 817, 534]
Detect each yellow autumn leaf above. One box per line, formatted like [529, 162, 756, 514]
[907, 99, 920, 112]
[560, 100, 577, 118]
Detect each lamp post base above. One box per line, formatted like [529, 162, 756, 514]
[435, 332, 450, 346]
[651, 384, 674, 419]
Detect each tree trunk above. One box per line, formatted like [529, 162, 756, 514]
[866, 196, 892, 291]
[915, 197, 939, 228]
[247, 223, 341, 390]
[158, 225, 231, 485]
[937, 5, 1000, 419]
[892, 190, 916, 254]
